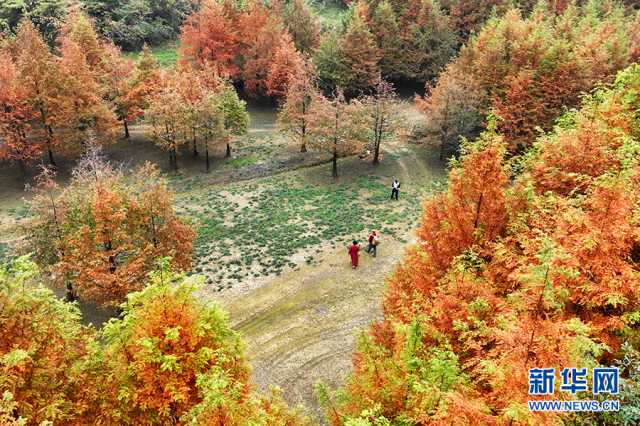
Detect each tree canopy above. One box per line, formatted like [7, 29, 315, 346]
[0, 257, 310, 424]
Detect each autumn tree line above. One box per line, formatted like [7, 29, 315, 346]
[2, 0, 640, 178]
[1, 2, 413, 179]
[0, 12, 255, 175]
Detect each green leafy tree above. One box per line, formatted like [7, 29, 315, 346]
[314, 31, 347, 91]
[0, 0, 68, 46]
[371, 1, 402, 79]
[80, 0, 196, 50]
[336, 4, 381, 94]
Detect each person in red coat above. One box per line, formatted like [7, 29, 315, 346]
[348, 240, 361, 269]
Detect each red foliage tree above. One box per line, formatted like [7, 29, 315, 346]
[266, 32, 305, 98]
[23, 156, 194, 307]
[0, 50, 42, 174]
[179, 0, 240, 78]
[420, 3, 640, 151]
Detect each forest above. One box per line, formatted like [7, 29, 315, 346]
[1, 0, 639, 425]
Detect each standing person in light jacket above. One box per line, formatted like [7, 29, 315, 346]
[391, 179, 401, 200]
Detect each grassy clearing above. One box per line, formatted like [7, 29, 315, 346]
[177, 144, 446, 292]
[0, 139, 445, 291]
[125, 42, 179, 67]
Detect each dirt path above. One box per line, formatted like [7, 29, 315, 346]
[215, 236, 408, 423]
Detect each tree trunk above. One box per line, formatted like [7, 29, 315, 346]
[65, 281, 75, 302]
[18, 159, 26, 177]
[300, 123, 307, 153]
[123, 120, 130, 139]
[225, 142, 231, 158]
[373, 142, 380, 165]
[473, 192, 484, 230]
[373, 113, 381, 165]
[47, 147, 56, 167]
[332, 148, 338, 178]
[192, 133, 198, 157]
[205, 142, 210, 172]
[172, 148, 178, 172]
[40, 110, 56, 167]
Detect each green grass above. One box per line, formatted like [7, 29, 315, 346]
[152, 44, 179, 67]
[7, 204, 29, 220]
[126, 42, 179, 67]
[0, 242, 8, 264]
[229, 155, 259, 169]
[179, 150, 445, 291]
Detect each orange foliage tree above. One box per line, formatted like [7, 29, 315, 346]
[56, 33, 119, 155]
[419, 2, 640, 152]
[118, 45, 164, 139]
[283, 0, 321, 54]
[0, 50, 42, 174]
[23, 152, 194, 307]
[102, 44, 137, 138]
[0, 256, 93, 425]
[12, 20, 64, 166]
[447, 0, 512, 42]
[324, 63, 640, 425]
[179, 0, 239, 78]
[85, 262, 311, 425]
[276, 59, 319, 153]
[329, 0, 456, 85]
[1, 258, 310, 425]
[361, 77, 404, 165]
[145, 74, 189, 171]
[180, 0, 304, 99]
[3, 14, 124, 167]
[308, 89, 369, 178]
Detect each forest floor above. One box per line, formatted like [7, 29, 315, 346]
[0, 103, 445, 423]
